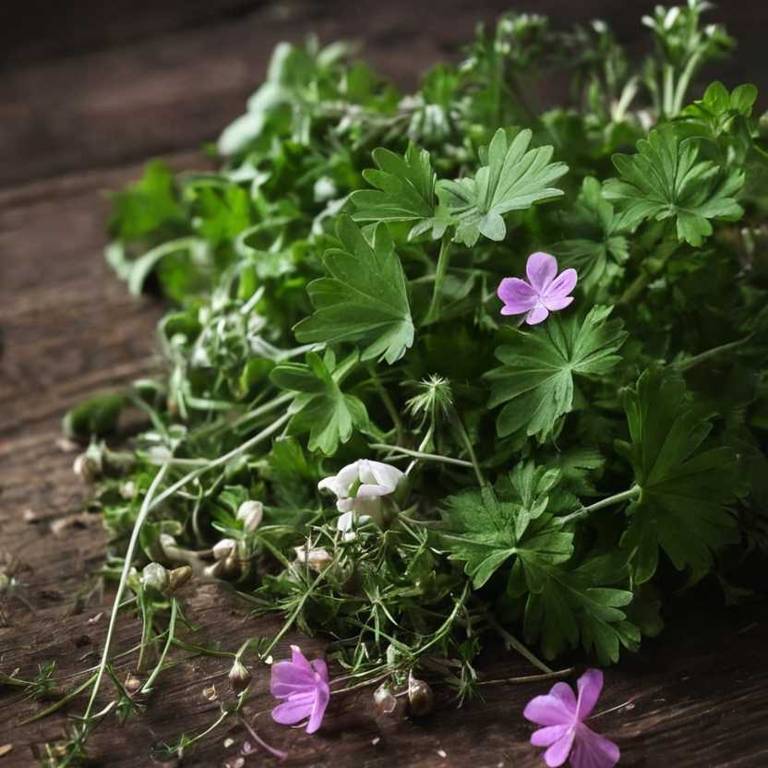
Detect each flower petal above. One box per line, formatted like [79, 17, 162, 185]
[318, 461, 361, 499]
[576, 669, 603, 719]
[525, 303, 550, 325]
[305, 681, 330, 734]
[549, 681, 578, 712]
[363, 460, 404, 491]
[542, 295, 574, 312]
[270, 662, 315, 697]
[526, 252, 558, 293]
[311, 657, 329, 683]
[290, 645, 314, 673]
[271, 691, 316, 726]
[524, 693, 573, 726]
[531, 725, 569, 747]
[544, 267, 578, 300]
[570, 725, 620, 768]
[497, 277, 538, 314]
[543, 729, 576, 767]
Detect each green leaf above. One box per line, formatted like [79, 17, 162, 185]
[617, 368, 739, 583]
[294, 216, 415, 364]
[441, 468, 572, 588]
[109, 161, 185, 241]
[553, 177, 630, 290]
[604, 125, 744, 246]
[515, 554, 639, 664]
[350, 144, 447, 239]
[62, 392, 126, 440]
[436, 128, 568, 246]
[487, 306, 627, 439]
[270, 349, 369, 455]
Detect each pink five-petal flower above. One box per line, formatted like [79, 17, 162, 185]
[523, 669, 620, 768]
[270, 645, 330, 734]
[497, 251, 578, 325]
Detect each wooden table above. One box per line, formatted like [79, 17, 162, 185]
[2, 2, 768, 765]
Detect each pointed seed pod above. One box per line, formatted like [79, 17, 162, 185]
[168, 565, 192, 593]
[228, 659, 252, 693]
[373, 683, 398, 715]
[407, 672, 434, 717]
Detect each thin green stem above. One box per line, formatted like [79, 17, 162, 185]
[424, 237, 451, 324]
[367, 364, 404, 438]
[451, 412, 484, 486]
[140, 598, 178, 694]
[478, 667, 574, 686]
[83, 463, 169, 723]
[488, 618, 554, 675]
[559, 485, 641, 526]
[617, 238, 678, 306]
[370, 443, 473, 469]
[20, 673, 98, 725]
[147, 413, 290, 515]
[675, 334, 754, 372]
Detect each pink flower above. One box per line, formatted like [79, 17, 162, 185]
[270, 645, 330, 734]
[497, 251, 577, 325]
[523, 669, 620, 768]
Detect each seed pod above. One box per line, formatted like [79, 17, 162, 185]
[141, 562, 170, 595]
[236, 500, 264, 532]
[124, 673, 142, 694]
[168, 565, 192, 593]
[407, 672, 434, 717]
[228, 659, 252, 693]
[373, 683, 398, 715]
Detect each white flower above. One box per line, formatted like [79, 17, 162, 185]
[293, 545, 333, 572]
[318, 460, 405, 522]
[237, 500, 264, 532]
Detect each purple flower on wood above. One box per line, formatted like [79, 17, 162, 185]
[497, 251, 577, 325]
[270, 645, 330, 734]
[523, 669, 620, 768]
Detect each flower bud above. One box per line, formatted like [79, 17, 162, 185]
[407, 673, 434, 717]
[141, 562, 170, 595]
[228, 659, 252, 693]
[236, 500, 264, 532]
[294, 546, 333, 573]
[212, 538, 237, 561]
[73, 452, 101, 483]
[373, 683, 398, 715]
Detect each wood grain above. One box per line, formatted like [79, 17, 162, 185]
[1, 2, 768, 765]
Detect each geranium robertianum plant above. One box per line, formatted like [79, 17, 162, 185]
[61, 0, 768, 758]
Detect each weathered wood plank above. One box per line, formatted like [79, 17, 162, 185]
[2, 0, 766, 188]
